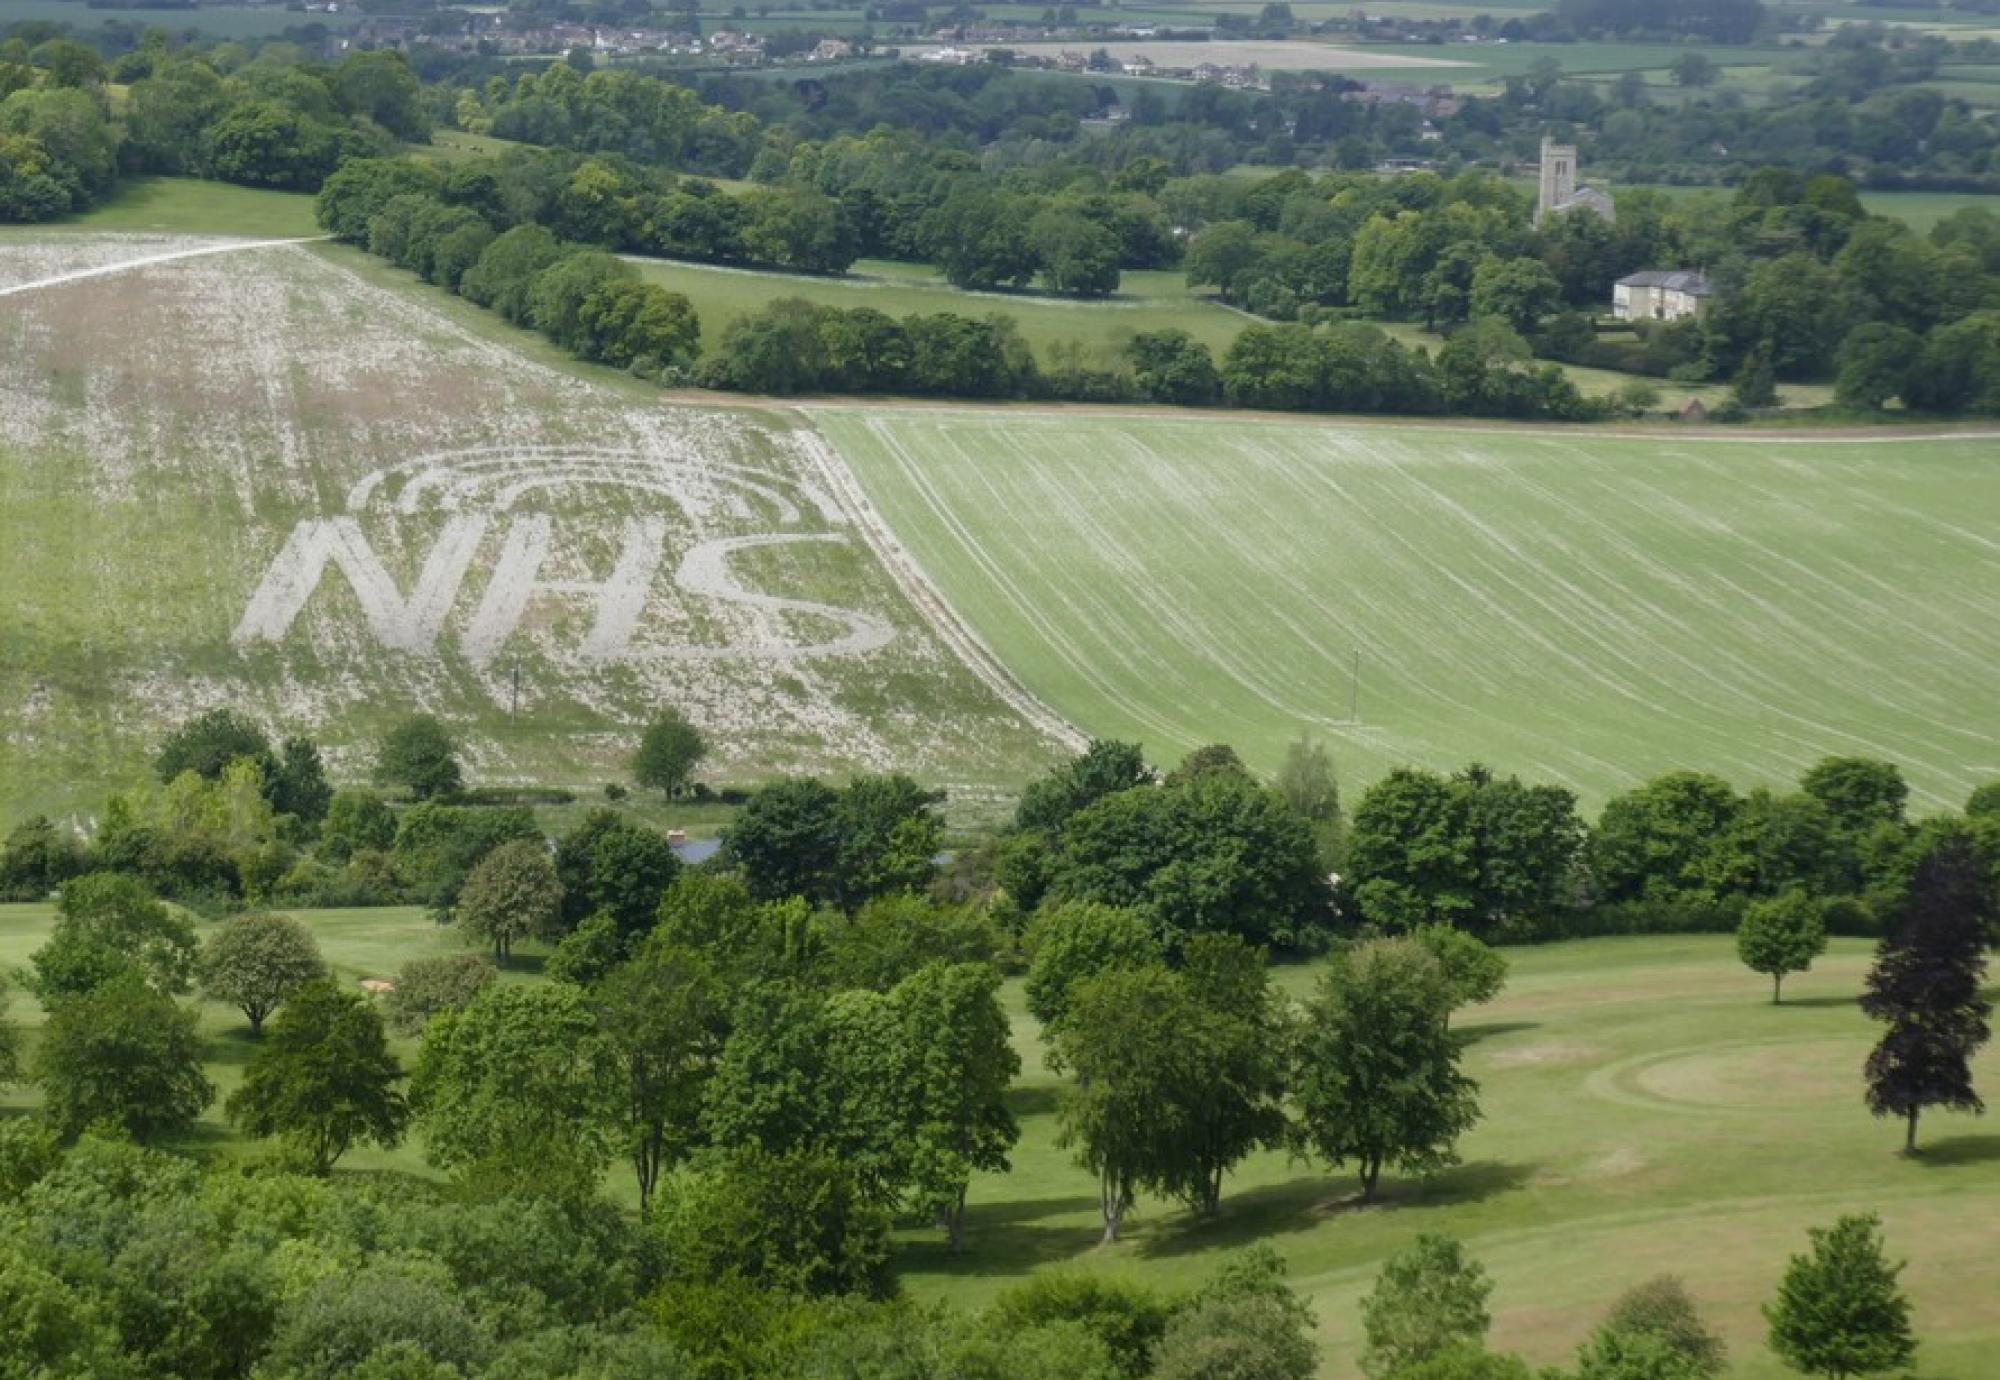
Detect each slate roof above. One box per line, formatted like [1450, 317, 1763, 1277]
[1616, 269, 1714, 295]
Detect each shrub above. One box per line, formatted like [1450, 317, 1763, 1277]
[382, 952, 496, 1034]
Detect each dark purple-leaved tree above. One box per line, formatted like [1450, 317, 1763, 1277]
[1860, 829, 1992, 1154]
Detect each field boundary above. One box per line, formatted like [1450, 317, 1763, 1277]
[788, 423, 1090, 754]
[793, 398, 2000, 445]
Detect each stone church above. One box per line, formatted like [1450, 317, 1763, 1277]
[1534, 137, 1615, 226]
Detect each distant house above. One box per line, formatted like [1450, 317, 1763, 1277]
[1534, 136, 1614, 226]
[808, 38, 852, 61]
[1614, 270, 1714, 322]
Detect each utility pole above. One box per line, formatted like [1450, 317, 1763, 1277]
[510, 658, 521, 719]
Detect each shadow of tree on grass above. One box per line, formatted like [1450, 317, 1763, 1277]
[1910, 1134, 2000, 1168]
[1137, 1159, 1539, 1260]
[1457, 1020, 1540, 1045]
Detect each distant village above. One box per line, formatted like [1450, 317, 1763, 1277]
[330, 6, 1483, 96]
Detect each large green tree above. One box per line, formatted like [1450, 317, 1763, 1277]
[35, 973, 214, 1142]
[1024, 901, 1162, 1031]
[1293, 937, 1480, 1200]
[594, 938, 727, 1216]
[889, 960, 1021, 1250]
[200, 910, 327, 1035]
[1347, 766, 1580, 937]
[1050, 963, 1190, 1243]
[1052, 947, 1286, 1237]
[455, 838, 563, 964]
[631, 709, 707, 798]
[31, 873, 198, 1001]
[155, 707, 273, 783]
[1049, 770, 1327, 950]
[373, 715, 462, 801]
[227, 980, 409, 1172]
[412, 984, 620, 1197]
[723, 779, 843, 903]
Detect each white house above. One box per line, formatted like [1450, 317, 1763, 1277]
[1613, 270, 1714, 322]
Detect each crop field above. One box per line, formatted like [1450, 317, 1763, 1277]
[0, 230, 1065, 827]
[1359, 40, 1799, 80]
[821, 409, 2000, 810]
[951, 40, 1474, 70]
[2, 904, 1994, 1377]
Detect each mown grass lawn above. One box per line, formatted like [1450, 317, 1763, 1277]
[2, 905, 1993, 1377]
[820, 409, 2000, 810]
[915, 933, 2000, 1378]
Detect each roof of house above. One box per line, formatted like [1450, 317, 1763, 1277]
[1617, 269, 1713, 295]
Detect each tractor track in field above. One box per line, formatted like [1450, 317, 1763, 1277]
[0, 235, 333, 298]
[789, 426, 1089, 756]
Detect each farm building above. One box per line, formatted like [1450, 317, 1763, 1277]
[1613, 270, 1715, 322]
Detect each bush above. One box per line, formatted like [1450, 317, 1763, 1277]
[986, 1272, 1174, 1379]
[382, 953, 497, 1034]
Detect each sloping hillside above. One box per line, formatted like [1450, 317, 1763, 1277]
[0, 234, 1063, 824]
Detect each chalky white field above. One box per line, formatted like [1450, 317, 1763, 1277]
[0, 234, 1062, 823]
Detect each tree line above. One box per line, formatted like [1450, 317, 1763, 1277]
[0, 35, 429, 218]
[16, 27, 2000, 413]
[328, 140, 2000, 416]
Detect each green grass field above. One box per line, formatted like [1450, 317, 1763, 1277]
[0, 176, 322, 241]
[629, 255, 1255, 365]
[3, 904, 1994, 1377]
[819, 410, 2000, 810]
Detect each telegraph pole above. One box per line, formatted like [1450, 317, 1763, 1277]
[510, 658, 521, 719]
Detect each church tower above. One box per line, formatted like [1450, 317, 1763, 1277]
[1535, 136, 1577, 226]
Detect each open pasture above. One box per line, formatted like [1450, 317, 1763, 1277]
[3, 903, 1994, 1377]
[0, 231, 1061, 827]
[629, 254, 1252, 364]
[820, 409, 2000, 810]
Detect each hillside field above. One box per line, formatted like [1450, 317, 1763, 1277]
[1, 905, 1994, 1378]
[0, 229, 1063, 827]
[820, 408, 2000, 810]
